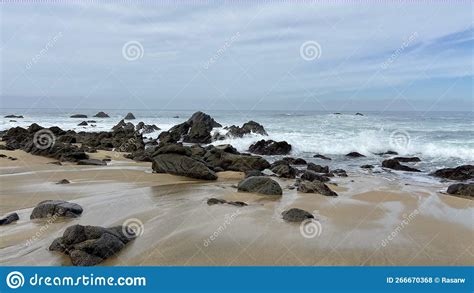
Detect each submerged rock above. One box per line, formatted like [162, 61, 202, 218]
[382, 159, 420, 172]
[297, 180, 338, 196]
[361, 164, 374, 169]
[56, 179, 70, 184]
[237, 176, 282, 196]
[207, 198, 247, 207]
[248, 139, 292, 155]
[0, 212, 19, 225]
[282, 208, 314, 222]
[49, 224, 135, 266]
[446, 183, 473, 198]
[431, 165, 474, 181]
[30, 200, 83, 219]
[345, 152, 365, 158]
[313, 154, 332, 160]
[393, 156, 421, 162]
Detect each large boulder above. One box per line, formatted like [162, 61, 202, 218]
[297, 180, 338, 196]
[0, 212, 19, 225]
[431, 165, 474, 181]
[271, 163, 297, 178]
[30, 200, 83, 219]
[237, 176, 282, 196]
[152, 153, 217, 180]
[248, 139, 292, 155]
[49, 224, 135, 266]
[300, 170, 330, 182]
[202, 146, 270, 172]
[446, 183, 474, 198]
[281, 208, 314, 222]
[226, 121, 267, 138]
[382, 159, 420, 172]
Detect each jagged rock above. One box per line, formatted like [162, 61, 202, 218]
[78, 121, 88, 126]
[136, 122, 160, 134]
[297, 180, 338, 196]
[56, 179, 70, 184]
[345, 152, 365, 158]
[282, 208, 314, 222]
[301, 170, 330, 182]
[77, 159, 107, 166]
[248, 139, 291, 155]
[124, 112, 136, 120]
[382, 159, 420, 172]
[0, 213, 19, 225]
[307, 163, 329, 173]
[93, 111, 109, 118]
[431, 165, 474, 181]
[152, 153, 217, 180]
[393, 157, 421, 162]
[446, 183, 474, 198]
[237, 176, 282, 196]
[313, 154, 331, 160]
[49, 224, 135, 266]
[226, 121, 267, 137]
[30, 200, 83, 219]
[70, 114, 87, 118]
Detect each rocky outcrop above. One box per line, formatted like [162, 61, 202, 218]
[345, 152, 365, 158]
[382, 159, 420, 172]
[0, 212, 19, 225]
[282, 208, 314, 222]
[124, 112, 136, 120]
[93, 111, 109, 118]
[297, 180, 338, 196]
[49, 224, 135, 266]
[237, 176, 282, 196]
[248, 139, 291, 155]
[431, 165, 474, 181]
[446, 183, 474, 198]
[226, 121, 267, 138]
[30, 200, 83, 219]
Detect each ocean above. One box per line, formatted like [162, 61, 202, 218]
[1, 109, 472, 180]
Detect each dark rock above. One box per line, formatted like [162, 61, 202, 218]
[49, 224, 135, 266]
[8, 156, 17, 161]
[375, 151, 398, 156]
[124, 112, 136, 120]
[48, 161, 62, 165]
[93, 111, 110, 118]
[4, 114, 23, 118]
[307, 163, 329, 173]
[207, 198, 247, 207]
[0, 212, 19, 225]
[202, 146, 270, 172]
[70, 114, 87, 118]
[330, 169, 348, 177]
[281, 208, 314, 222]
[297, 180, 338, 196]
[382, 159, 421, 172]
[56, 179, 70, 184]
[355, 112, 364, 116]
[248, 139, 292, 155]
[77, 159, 107, 166]
[226, 121, 267, 138]
[173, 115, 179, 118]
[237, 176, 282, 196]
[159, 111, 221, 144]
[87, 120, 97, 123]
[136, 122, 160, 134]
[301, 170, 330, 182]
[271, 163, 297, 179]
[393, 156, 421, 162]
[282, 157, 306, 165]
[152, 153, 217, 180]
[214, 144, 239, 154]
[78, 121, 88, 126]
[430, 165, 474, 181]
[0, 154, 6, 158]
[446, 183, 474, 198]
[313, 154, 332, 160]
[361, 164, 374, 169]
[30, 200, 83, 219]
[345, 152, 365, 158]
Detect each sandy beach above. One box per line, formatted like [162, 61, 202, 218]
[1, 148, 472, 266]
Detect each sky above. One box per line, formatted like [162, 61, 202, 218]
[1, 1, 473, 112]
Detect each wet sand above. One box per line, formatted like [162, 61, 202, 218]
[0, 149, 473, 266]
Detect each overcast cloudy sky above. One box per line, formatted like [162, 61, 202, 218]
[1, 2, 472, 111]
